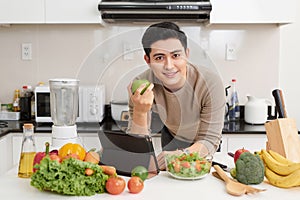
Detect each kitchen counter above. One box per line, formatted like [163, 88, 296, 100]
[0, 153, 299, 200]
[1, 119, 299, 139]
[223, 120, 267, 133]
[0, 121, 103, 138]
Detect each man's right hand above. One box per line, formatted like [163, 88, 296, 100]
[127, 82, 154, 134]
[128, 82, 154, 114]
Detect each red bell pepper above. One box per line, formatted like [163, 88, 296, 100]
[33, 142, 58, 172]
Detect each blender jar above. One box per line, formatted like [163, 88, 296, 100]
[49, 79, 79, 126]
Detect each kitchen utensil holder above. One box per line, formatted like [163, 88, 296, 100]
[265, 118, 300, 162]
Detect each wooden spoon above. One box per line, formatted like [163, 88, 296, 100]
[214, 165, 246, 196]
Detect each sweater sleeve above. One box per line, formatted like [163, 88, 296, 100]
[195, 70, 225, 154]
[126, 70, 153, 134]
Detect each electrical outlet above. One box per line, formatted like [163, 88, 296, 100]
[22, 43, 32, 60]
[226, 43, 237, 61]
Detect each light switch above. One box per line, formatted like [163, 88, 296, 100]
[226, 43, 237, 61]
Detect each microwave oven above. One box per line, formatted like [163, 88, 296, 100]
[34, 85, 105, 123]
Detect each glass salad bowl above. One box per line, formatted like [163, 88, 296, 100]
[165, 152, 212, 180]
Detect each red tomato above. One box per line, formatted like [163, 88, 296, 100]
[127, 176, 144, 194]
[105, 176, 126, 195]
[181, 161, 191, 168]
[234, 148, 249, 163]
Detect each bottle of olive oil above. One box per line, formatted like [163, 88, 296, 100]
[18, 123, 36, 178]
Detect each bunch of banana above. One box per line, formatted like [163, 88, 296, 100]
[260, 149, 300, 188]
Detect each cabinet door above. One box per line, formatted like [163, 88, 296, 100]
[45, 0, 100, 23]
[35, 134, 52, 152]
[0, 0, 45, 23]
[219, 136, 228, 154]
[0, 137, 7, 175]
[210, 0, 296, 24]
[226, 134, 267, 153]
[81, 134, 102, 151]
[12, 134, 23, 167]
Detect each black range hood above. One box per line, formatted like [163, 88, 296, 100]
[98, 0, 212, 23]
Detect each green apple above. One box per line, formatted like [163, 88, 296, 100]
[131, 79, 151, 95]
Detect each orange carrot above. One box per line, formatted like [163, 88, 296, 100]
[99, 165, 117, 176]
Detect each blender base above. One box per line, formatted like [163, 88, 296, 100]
[51, 125, 81, 149]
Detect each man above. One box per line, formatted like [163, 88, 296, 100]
[127, 22, 225, 169]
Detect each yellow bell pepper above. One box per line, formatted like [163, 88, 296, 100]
[58, 143, 86, 161]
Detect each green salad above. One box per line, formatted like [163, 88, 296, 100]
[165, 152, 212, 179]
[30, 157, 109, 196]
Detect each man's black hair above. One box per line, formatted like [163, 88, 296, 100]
[141, 22, 188, 57]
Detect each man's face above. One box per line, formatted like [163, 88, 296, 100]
[144, 38, 189, 91]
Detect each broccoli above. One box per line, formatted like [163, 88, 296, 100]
[230, 152, 265, 185]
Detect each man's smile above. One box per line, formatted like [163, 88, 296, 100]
[163, 71, 178, 78]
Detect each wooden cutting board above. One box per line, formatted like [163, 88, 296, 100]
[265, 118, 300, 162]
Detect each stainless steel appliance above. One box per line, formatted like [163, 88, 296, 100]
[98, 0, 212, 23]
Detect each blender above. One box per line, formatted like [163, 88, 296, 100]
[49, 78, 80, 148]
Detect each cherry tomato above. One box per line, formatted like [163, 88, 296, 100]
[127, 176, 144, 194]
[105, 176, 126, 195]
[181, 161, 191, 168]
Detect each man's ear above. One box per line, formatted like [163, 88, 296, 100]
[144, 54, 150, 64]
[185, 48, 190, 58]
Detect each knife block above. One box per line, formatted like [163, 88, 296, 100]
[265, 118, 300, 162]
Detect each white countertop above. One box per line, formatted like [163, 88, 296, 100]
[0, 153, 299, 200]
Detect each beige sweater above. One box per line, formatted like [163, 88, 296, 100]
[129, 64, 225, 154]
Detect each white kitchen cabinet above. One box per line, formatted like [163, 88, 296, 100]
[219, 135, 228, 153]
[45, 0, 100, 24]
[0, 136, 7, 175]
[0, 0, 44, 24]
[80, 133, 102, 151]
[222, 134, 267, 153]
[0, 135, 13, 175]
[35, 134, 52, 152]
[12, 133, 23, 167]
[0, 0, 100, 24]
[210, 0, 296, 24]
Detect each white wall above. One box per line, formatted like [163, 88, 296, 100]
[279, 1, 300, 128]
[0, 24, 280, 107]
